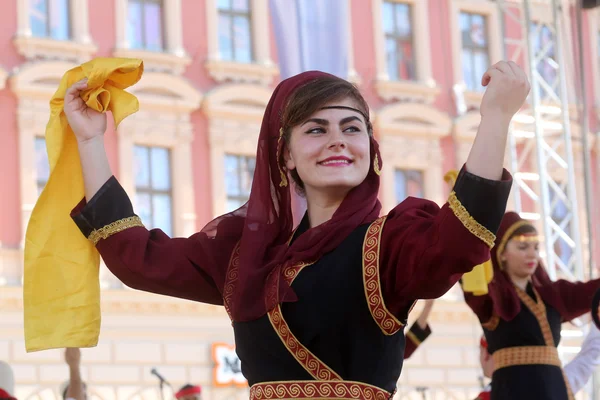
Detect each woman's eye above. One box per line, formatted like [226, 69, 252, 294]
[344, 126, 361, 133]
[306, 127, 325, 134]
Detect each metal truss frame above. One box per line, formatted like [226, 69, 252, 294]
[496, 0, 584, 283]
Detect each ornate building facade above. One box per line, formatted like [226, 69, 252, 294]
[0, 0, 598, 399]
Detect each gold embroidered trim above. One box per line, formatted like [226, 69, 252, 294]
[282, 261, 315, 286]
[267, 305, 342, 381]
[87, 216, 144, 245]
[515, 286, 554, 346]
[249, 380, 393, 400]
[481, 314, 500, 331]
[406, 331, 421, 346]
[223, 241, 241, 322]
[514, 287, 575, 400]
[362, 216, 403, 336]
[492, 346, 560, 371]
[448, 191, 495, 248]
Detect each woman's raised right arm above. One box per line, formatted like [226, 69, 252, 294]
[65, 80, 226, 305]
[64, 79, 112, 200]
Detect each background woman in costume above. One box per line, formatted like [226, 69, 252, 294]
[64, 61, 527, 398]
[463, 212, 600, 400]
[476, 324, 600, 399]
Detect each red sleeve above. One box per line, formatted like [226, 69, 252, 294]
[463, 290, 498, 328]
[547, 278, 600, 322]
[404, 339, 416, 359]
[71, 176, 225, 305]
[404, 322, 431, 359]
[380, 167, 512, 320]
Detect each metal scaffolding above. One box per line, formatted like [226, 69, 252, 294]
[496, 0, 585, 283]
[496, 2, 595, 395]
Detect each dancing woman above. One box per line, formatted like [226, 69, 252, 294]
[64, 61, 528, 399]
[464, 212, 600, 399]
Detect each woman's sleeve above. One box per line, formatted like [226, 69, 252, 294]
[378, 167, 512, 320]
[403, 322, 432, 359]
[70, 176, 226, 305]
[462, 290, 498, 330]
[548, 278, 600, 322]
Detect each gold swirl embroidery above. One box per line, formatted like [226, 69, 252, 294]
[223, 241, 241, 321]
[362, 216, 403, 336]
[447, 191, 496, 248]
[282, 261, 315, 286]
[267, 305, 342, 381]
[249, 381, 392, 400]
[87, 216, 144, 245]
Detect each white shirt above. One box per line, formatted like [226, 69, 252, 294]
[564, 324, 600, 394]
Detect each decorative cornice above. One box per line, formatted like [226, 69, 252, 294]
[202, 84, 271, 121]
[13, 36, 97, 64]
[113, 48, 191, 76]
[376, 102, 452, 139]
[0, 287, 226, 316]
[375, 79, 440, 104]
[9, 60, 78, 99]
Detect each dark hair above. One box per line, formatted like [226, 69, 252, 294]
[280, 76, 373, 194]
[508, 224, 537, 241]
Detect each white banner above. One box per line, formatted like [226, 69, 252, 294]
[269, 0, 350, 79]
[211, 343, 247, 388]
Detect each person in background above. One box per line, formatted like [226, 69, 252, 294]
[563, 323, 600, 393]
[61, 348, 87, 400]
[473, 337, 494, 400]
[463, 211, 600, 399]
[404, 299, 434, 358]
[474, 323, 600, 399]
[0, 362, 16, 400]
[175, 384, 202, 400]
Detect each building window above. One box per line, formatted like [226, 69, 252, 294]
[382, 1, 415, 81]
[395, 169, 423, 203]
[35, 137, 50, 195]
[218, 0, 253, 63]
[225, 154, 255, 212]
[460, 12, 490, 92]
[531, 22, 558, 98]
[127, 0, 164, 51]
[134, 145, 173, 236]
[30, 0, 70, 40]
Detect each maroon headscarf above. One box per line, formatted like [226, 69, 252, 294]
[471, 211, 572, 321]
[199, 71, 383, 322]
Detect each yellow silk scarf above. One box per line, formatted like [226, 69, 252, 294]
[23, 58, 143, 352]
